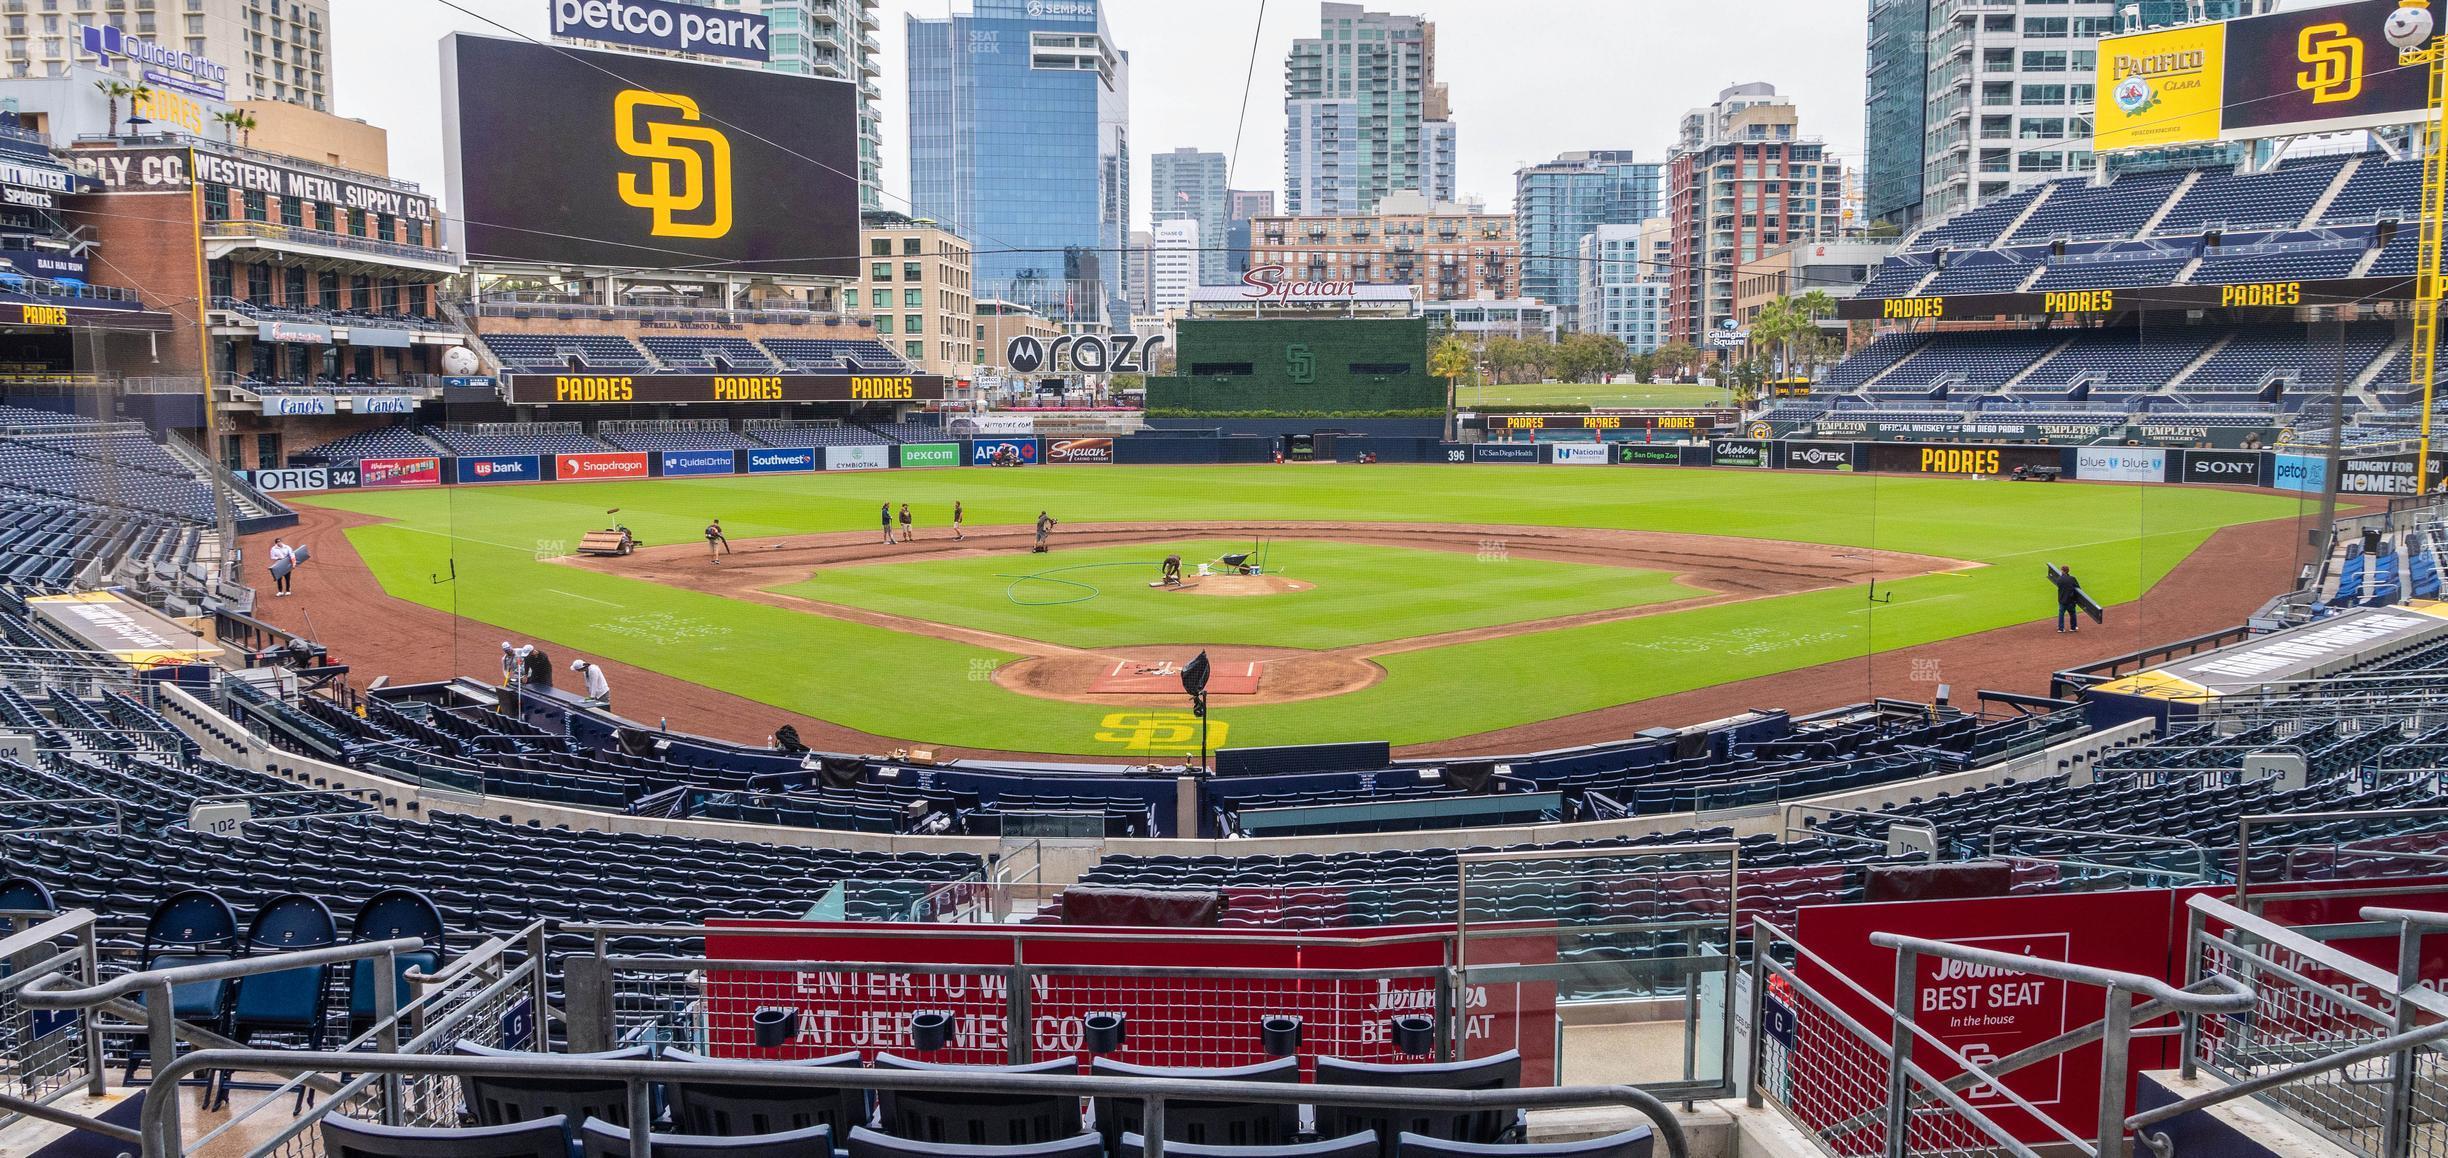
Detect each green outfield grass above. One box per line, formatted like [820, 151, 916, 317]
[778, 538, 1695, 649]
[1455, 382, 1733, 409]
[300, 466, 2308, 755]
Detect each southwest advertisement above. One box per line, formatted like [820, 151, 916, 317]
[746, 447, 817, 474]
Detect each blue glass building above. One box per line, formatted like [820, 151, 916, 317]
[906, 0, 1130, 325]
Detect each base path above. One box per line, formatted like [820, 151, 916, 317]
[244, 505, 2317, 763]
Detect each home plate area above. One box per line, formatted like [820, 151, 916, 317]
[1087, 656, 1265, 695]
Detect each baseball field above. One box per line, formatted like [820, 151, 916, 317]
[277, 465, 2308, 758]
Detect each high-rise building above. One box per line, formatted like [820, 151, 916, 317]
[18, 0, 334, 110]
[1863, 0, 2276, 229]
[1665, 83, 1843, 342]
[850, 210, 974, 377]
[1151, 218, 1198, 314]
[1513, 150, 1661, 321]
[907, 0, 1129, 324]
[555, 0, 886, 209]
[1150, 147, 1228, 284]
[1284, 3, 1455, 216]
[1123, 229, 1154, 317]
[1575, 223, 1668, 354]
[1247, 192, 1515, 302]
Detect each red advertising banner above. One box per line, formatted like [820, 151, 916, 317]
[1793, 881, 2448, 1146]
[700, 922, 1556, 1083]
[555, 452, 650, 481]
[357, 456, 440, 488]
[1796, 890, 2181, 1145]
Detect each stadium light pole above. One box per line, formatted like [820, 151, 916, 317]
[2393, 0, 2448, 493]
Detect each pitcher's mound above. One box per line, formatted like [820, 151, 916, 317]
[1172, 574, 1312, 597]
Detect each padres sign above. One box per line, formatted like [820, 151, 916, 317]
[443, 32, 855, 275]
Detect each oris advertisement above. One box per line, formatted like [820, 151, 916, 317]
[2179, 450, 2267, 487]
[746, 447, 817, 474]
[1782, 442, 1856, 472]
[658, 449, 737, 477]
[455, 455, 541, 484]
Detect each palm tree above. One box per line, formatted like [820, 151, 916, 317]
[213, 109, 258, 147]
[93, 80, 135, 137]
[1430, 333, 1474, 442]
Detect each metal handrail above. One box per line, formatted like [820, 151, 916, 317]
[1868, 932, 2255, 1014]
[143, 1051, 1692, 1158]
[17, 936, 424, 1008]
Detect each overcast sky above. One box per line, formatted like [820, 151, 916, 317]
[334, 0, 1881, 227]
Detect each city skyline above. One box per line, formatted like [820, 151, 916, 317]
[335, 0, 1878, 233]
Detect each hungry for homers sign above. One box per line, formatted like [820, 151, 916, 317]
[700, 922, 1555, 1082]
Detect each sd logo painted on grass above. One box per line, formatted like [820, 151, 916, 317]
[1094, 712, 1225, 756]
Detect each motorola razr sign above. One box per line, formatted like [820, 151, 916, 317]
[1006, 333, 1167, 376]
[550, 0, 771, 63]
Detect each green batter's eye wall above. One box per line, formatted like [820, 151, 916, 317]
[1145, 317, 1448, 416]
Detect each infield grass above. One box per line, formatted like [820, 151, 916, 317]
[300, 465, 2310, 754]
[778, 538, 1695, 649]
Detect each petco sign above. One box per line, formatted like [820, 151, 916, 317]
[550, 0, 770, 63]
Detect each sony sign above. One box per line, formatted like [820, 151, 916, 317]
[1240, 263, 1360, 303]
[550, 0, 771, 64]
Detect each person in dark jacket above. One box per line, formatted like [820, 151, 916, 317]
[2051, 566, 2082, 633]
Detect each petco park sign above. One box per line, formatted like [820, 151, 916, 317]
[550, 0, 769, 63]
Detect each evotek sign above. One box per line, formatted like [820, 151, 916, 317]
[1005, 333, 1166, 375]
[616, 90, 731, 240]
[551, 0, 771, 64]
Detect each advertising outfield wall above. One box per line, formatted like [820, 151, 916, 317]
[277, 438, 2310, 492]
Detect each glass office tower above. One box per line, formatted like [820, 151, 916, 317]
[906, 0, 1130, 325]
